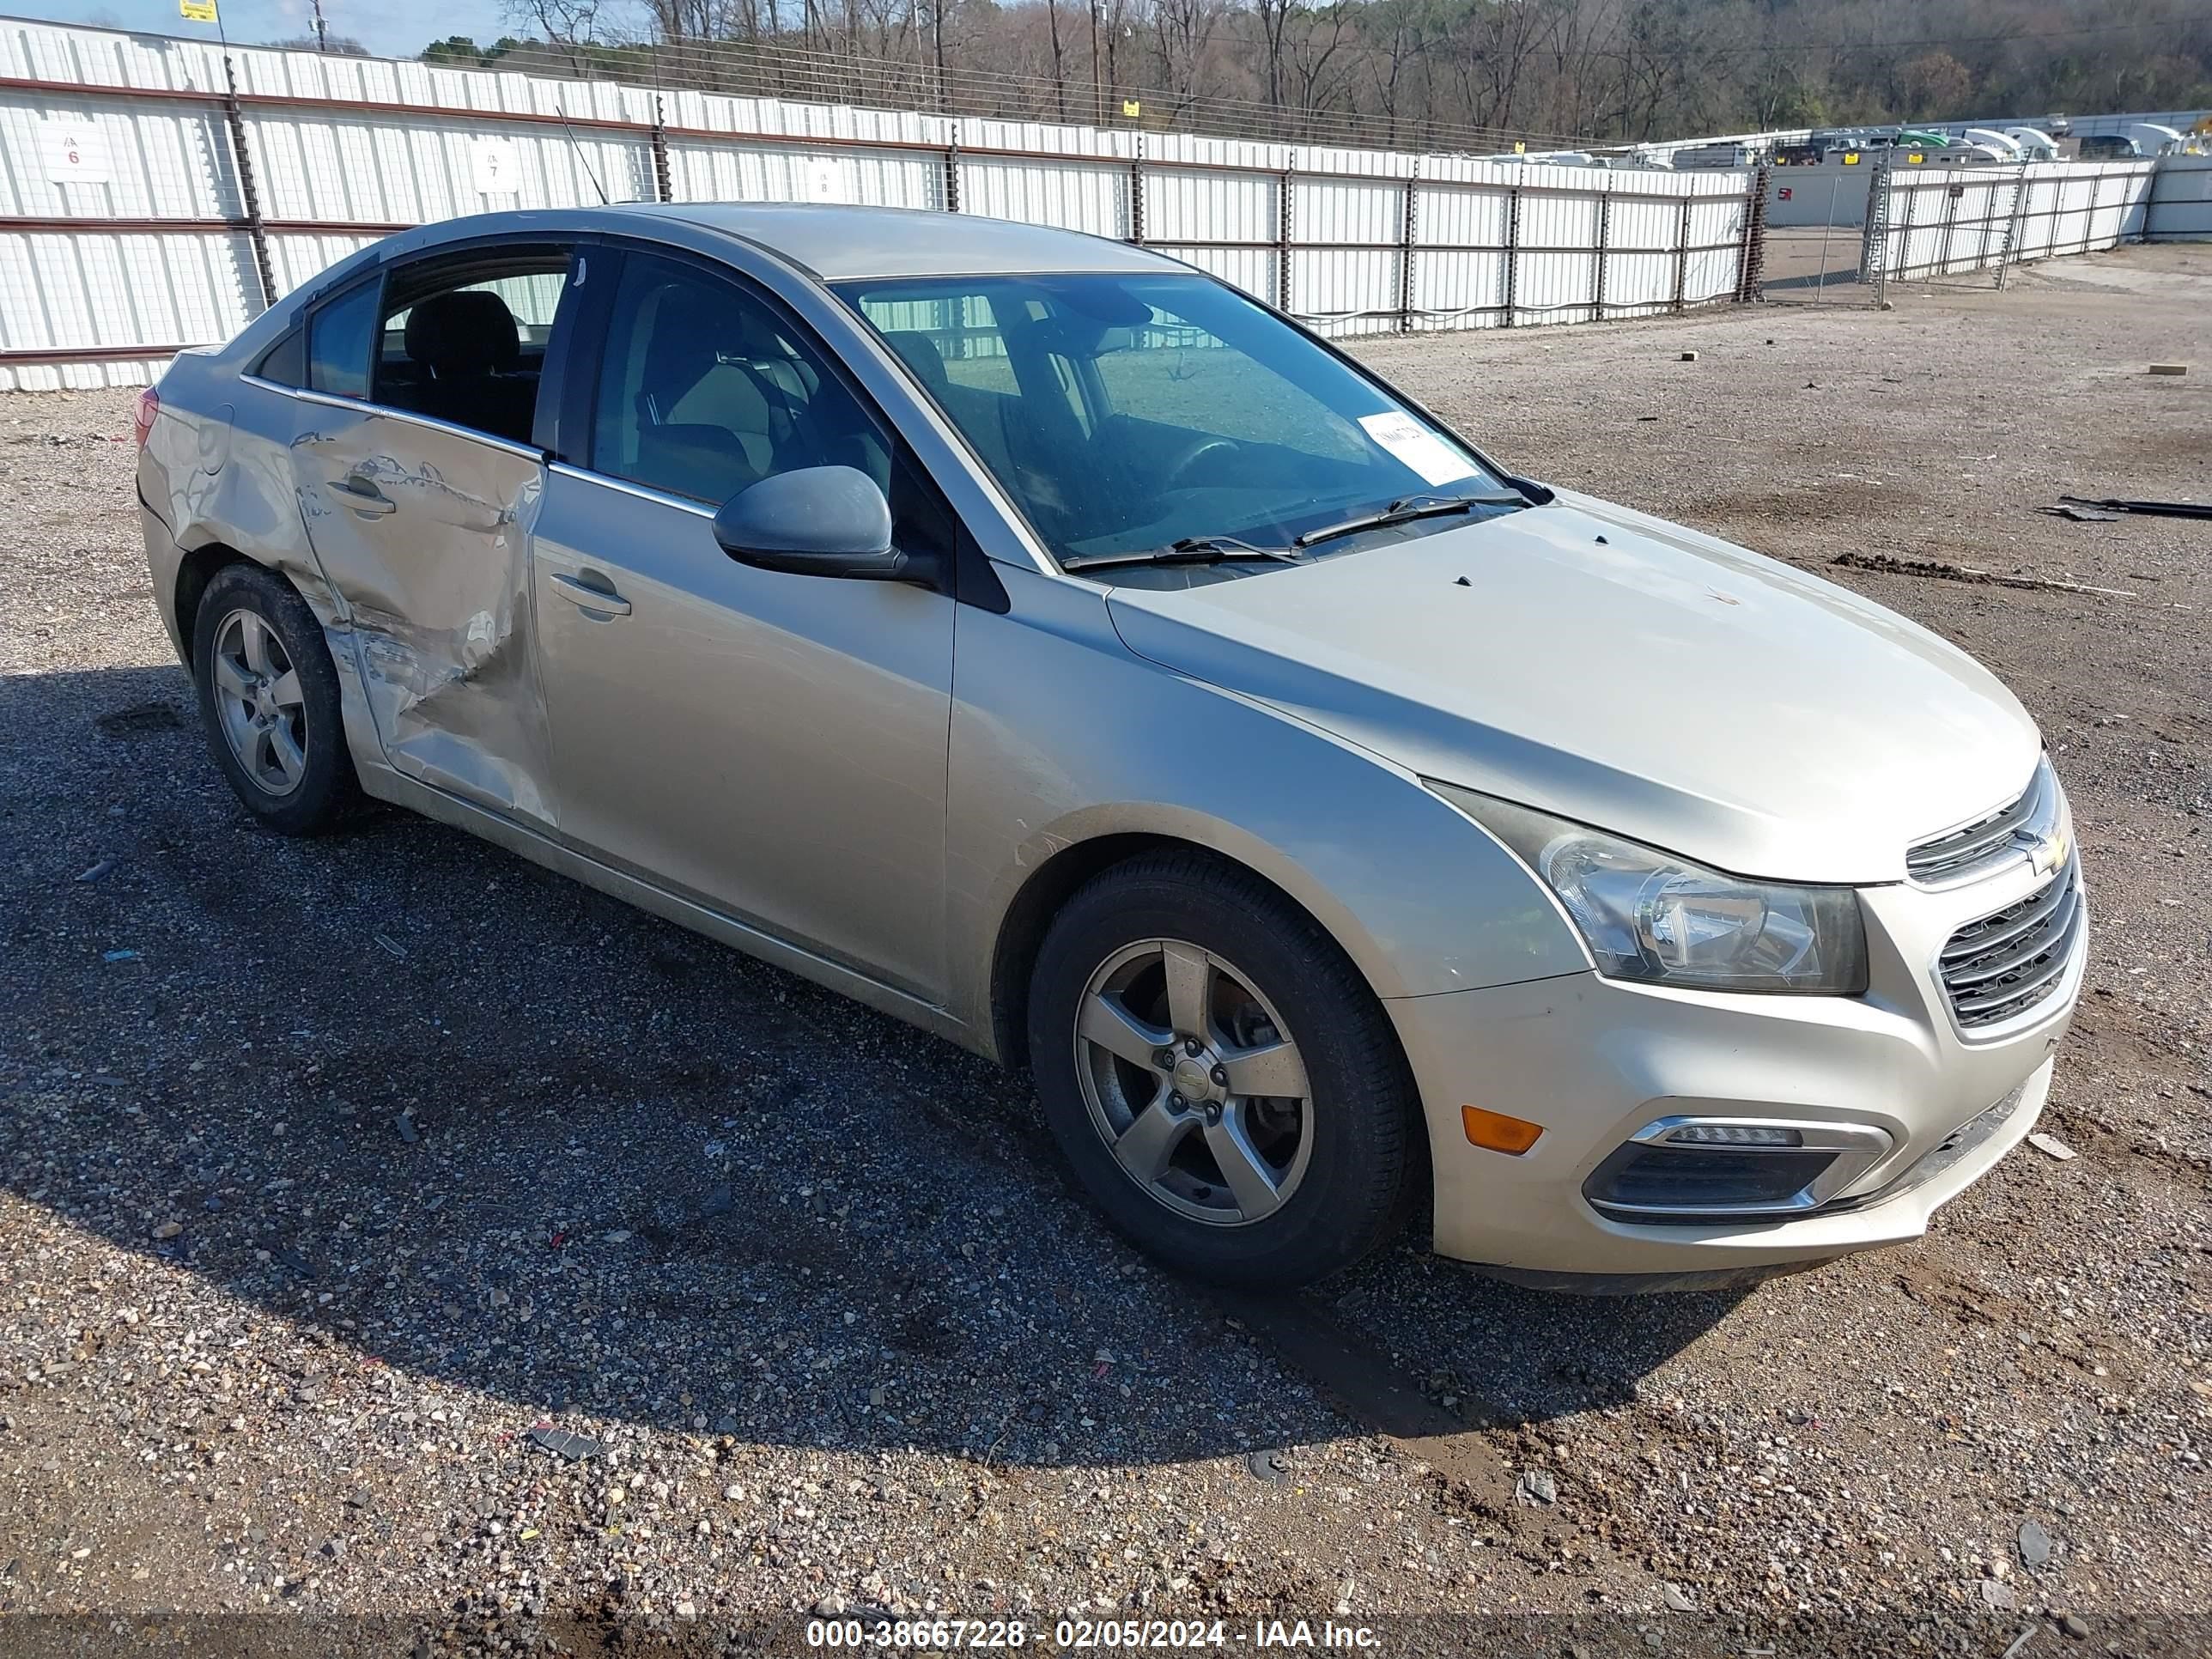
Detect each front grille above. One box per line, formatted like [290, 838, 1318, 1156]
[1938, 859, 2084, 1030]
[1908, 760, 2056, 886]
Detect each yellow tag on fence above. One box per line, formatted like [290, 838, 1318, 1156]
[1121, 99, 1140, 118]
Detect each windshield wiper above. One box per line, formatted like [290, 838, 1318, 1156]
[1060, 536, 1305, 572]
[1292, 491, 1530, 550]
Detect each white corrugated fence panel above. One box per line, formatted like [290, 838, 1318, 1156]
[0, 15, 1795, 378]
[1416, 180, 1508, 250]
[1291, 246, 1397, 334]
[1151, 243, 1274, 303]
[0, 94, 239, 219]
[0, 228, 252, 348]
[1148, 167, 1275, 246]
[246, 111, 656, 222]
[665, 138, 942, 210]
[2147, 161, 2212, 240]
[1408, 246, 1504, 327]
[960, 157, 1127, 235]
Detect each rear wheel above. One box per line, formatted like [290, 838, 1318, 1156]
[191, 562, 360, 836]
[1027, 853, 1420, 1287]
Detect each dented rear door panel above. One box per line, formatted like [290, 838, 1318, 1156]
[289, 399, 556, 826]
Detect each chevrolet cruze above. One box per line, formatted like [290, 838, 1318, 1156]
[136, 204, 2084, 1289]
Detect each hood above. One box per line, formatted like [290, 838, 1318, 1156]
[1105, 491, 2040, 884]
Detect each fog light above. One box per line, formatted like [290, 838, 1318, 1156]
[1583, 1114, 1893, 1223]
[1586, 1144, 1838, 1215]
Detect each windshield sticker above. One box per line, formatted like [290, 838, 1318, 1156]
[1358, 412, 1478, 488]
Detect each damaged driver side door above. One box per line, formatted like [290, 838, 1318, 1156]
[282, 241, 576, 826]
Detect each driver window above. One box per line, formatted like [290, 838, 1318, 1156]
[592, 252, 888, 506]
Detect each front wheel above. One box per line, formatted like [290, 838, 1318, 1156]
[1026, 852, 1421, 1287]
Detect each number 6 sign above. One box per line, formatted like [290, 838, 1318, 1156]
[40, 119, 112, 185]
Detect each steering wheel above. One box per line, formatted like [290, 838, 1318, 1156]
[1162, 435, 1242, 489]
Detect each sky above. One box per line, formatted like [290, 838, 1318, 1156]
[36, 0, 519, 57]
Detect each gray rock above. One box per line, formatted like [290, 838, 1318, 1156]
[1978, 1577, 2016, 1611]
[2059, 1613, 2088, 1639]
[1517, 1469, 1557, 1505]
[529, 1425, 602, 1462]
[2018, 1518, 2051, 1568]
[1662, 1582, 1693, 1612]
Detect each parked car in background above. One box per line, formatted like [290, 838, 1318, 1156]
[137, 205, 2086, 1291]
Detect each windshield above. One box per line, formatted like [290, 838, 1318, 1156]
[834, 272, 1510, 571]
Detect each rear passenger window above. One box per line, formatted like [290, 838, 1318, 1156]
[307, 280, 379, 400]
[374, 245, 574, 445]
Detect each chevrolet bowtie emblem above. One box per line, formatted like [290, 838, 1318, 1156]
[2025, 814, 2071, 878]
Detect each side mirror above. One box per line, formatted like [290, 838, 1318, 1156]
[712, 465, 919, 584]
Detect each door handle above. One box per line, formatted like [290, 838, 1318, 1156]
[550, 571, 632, 617]
[326, 475, 397, 517]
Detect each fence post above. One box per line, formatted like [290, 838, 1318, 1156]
[1129, 135, 1145, 246]
[220, 53, 275, 314]
[1592, 186, 1610, 322]
[1934, 179, 1960, 276]
[1671, 193, 1692, 311]
[1996, 159, 2029, 290]
[649, 96, 673, 204]
[1398, 160, 1418, 333]
[1276, 161, 1293, 313]
[944, 126, 961, 215]
[1502, 185, 1520, 327]
[1894, 176, 1920, 285]
[1729, 165, 1768, 303]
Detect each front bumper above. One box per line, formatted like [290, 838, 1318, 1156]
[1388, 858, 2083, 1279]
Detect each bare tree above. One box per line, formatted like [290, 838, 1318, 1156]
[501, 0, 601, 74]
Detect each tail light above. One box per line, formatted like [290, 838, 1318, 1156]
[132, 386, 159, 449]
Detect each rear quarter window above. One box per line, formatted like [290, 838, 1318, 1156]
[307, 279, 379, 399]
[251, 326, 306, 387]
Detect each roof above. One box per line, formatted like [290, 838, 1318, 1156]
[611, 202, 1177, 282]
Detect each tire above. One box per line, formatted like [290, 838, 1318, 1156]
[190, 562, 361, 836]
[1026, 851, 1421, 1288]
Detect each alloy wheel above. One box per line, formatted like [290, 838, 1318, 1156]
[210, 608, 309, 798]
[1072, 939, 1314, 1226]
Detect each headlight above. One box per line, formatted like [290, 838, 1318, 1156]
[1428, 782, 1869, 995]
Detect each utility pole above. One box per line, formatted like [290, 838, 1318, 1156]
[1089, 0, 1103, 125]
[310, 0, 329, 51]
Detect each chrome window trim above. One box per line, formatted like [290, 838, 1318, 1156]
[1588, 1115, 1895, 1221]
[285, 384, 548, 461]
[548, 459, 714, 519]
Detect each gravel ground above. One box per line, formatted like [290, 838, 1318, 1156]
[2, 244, 2208, 1656]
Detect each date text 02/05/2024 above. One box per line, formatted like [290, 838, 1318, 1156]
[804, 1618, 1383, 1650]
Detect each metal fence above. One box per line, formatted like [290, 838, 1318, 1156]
[0, 16, 1757, 390]
[1863, 161, 2160, 295]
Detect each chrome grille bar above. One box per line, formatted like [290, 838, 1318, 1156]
[1907, 760, 2055, 886]
[1937, 860, 2083, 1030]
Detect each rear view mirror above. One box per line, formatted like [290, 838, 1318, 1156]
[713, 465, 916, 583]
